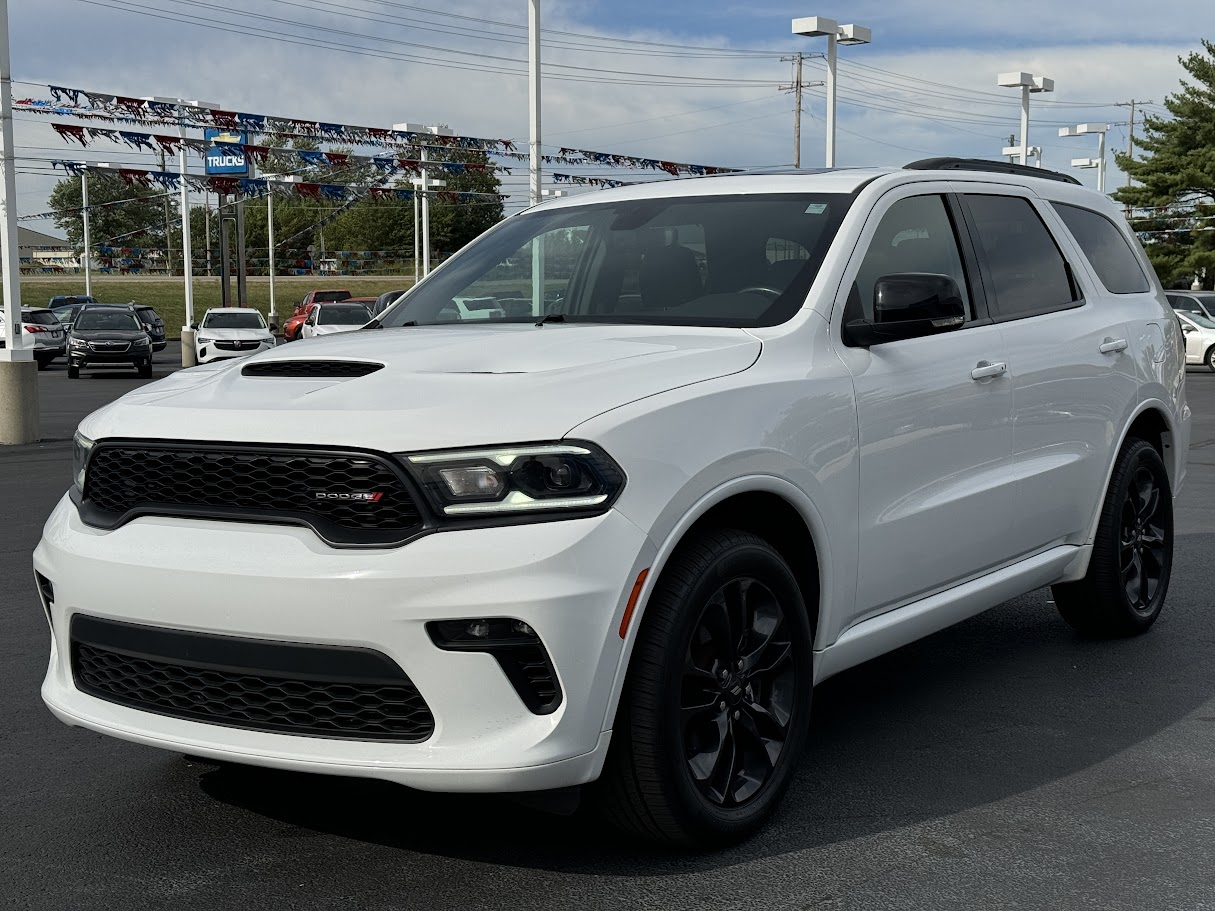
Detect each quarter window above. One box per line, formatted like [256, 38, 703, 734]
[965, 194, 1078, 319]
[854, 195, 972, 321]
[1051, 203, 1150, 294]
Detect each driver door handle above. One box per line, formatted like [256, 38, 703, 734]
[1099, 337, 1129, 354]
[970, 360, 1008, 381]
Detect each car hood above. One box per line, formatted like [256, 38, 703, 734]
[81, 324, 761, 450]
[197, 327, 272, 341]
[72, 330, 146, 341]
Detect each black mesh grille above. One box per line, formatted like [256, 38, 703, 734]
[82, 444, 424, 546]
[71, 617, 435, 742]
[215, 340, 261, 351]
[242, 360, 383, 378]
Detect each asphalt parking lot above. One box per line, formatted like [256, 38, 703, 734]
[3, 351, 1215, 911]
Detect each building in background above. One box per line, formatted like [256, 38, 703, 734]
[16, 227, 77, 273]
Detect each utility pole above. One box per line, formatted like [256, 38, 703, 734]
[1006, 134, 1015, 164]
[1116, 99, 1151, 190]
[781, 53, 806, 168]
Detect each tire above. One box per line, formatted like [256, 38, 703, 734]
[36, 357, 49, 371]
[67, 364, 79, 379]
[593, 528, 814, 846]
[138, 360, 153, 378]
[1206, 345, 1215, 372]
[1052, 438, 1173, 637]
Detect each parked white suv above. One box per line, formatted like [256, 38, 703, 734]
[193, 307, 276, 364]
[36, 159, 1189, 847]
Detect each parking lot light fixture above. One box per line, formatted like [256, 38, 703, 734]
[1060, 123, 1110, 192]
[998, 72, 1054, 167]
[792, 16, 872, 168]
[395, 123, 456, 278]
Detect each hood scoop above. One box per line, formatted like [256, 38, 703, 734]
[241, 360, 384, 378]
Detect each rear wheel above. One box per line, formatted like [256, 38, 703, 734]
[1052, 438, 1173, 637]
[1205, 345, 1215, 372]
[594, 528, 813, 846]
[36, 357, 49, 371]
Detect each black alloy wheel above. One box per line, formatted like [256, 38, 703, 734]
[1053, 438, 1173, 636]
[595, 528, 813, 846]
[1119, 465, 1167, 613]
[682, 577, 796, 807]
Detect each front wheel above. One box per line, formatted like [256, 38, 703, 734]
[1052, 438, 1173, 637]
[138, 360, 153, 378]
[67, 364, 79, 379]
[1206, 345, 1215, 372]
[594, 529, 813, 846]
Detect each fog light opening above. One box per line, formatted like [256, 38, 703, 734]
[427, 617, 562, 715]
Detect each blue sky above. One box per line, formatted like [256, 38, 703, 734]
[9, 0, 1215, 232]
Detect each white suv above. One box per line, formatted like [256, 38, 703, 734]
[193, 307, 276, 364]
[36, 159, 1189, 847]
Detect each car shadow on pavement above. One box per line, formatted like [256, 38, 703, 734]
[198, 533, 1215, 875]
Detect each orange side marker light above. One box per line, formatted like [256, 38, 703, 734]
[619, 568, 650, 639]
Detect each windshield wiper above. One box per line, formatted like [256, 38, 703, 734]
[535, 313, 566, 327]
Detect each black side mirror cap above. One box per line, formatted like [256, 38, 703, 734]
[845, 272, 967, 347]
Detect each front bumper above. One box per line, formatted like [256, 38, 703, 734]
[70, 346, 150, 368]
[35, 495, 654, 791]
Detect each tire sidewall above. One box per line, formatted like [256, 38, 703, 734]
[646, 537, 814, 839]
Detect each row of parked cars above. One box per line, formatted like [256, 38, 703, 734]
[0, 295, 166, 373]
[280, 288, 403, 341]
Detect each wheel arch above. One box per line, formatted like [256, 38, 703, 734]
[600, 475, 830, 733]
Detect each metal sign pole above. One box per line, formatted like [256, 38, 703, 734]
[219, 200, 232, 309]
[81, 170, 92, 298]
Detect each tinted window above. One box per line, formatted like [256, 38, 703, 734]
[203, 311, 265, 329]
[318, 305, 371, 325]
[26, 310, 60, 325]
[380, 194, 852, 329]
[136, 307, 161, 323]
[313, 291, 351, 303]
[966, 195, 1077, 318]
[854, 195, 972, 321]
[74, 311, 141, 331]
[1183, 311, 1215, 330]
[1051, 203, 1149, 294]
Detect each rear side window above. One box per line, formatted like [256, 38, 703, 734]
[1051, 203, 1149, 294]
[136, 307, 160, 323]
[965, 194, 1077, 319]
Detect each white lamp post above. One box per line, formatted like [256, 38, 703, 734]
[261, 174, 300, 329]
[791, 16, 872, 168]
[395, 123, 454, 277]
[529, 0, 542, 206]
[997, 72, 1054, 167]
[1059, 123, 1109, 192]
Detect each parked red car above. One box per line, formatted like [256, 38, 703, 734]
[283, 290, 351, 341]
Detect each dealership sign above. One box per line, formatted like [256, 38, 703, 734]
[205, 129, 250, 176]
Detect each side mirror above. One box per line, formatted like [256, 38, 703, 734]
[1182, 324, 1197, 334]
[269, 323, 279, 333]
[846, 273, 967, 347]
[190, 322, 199, 331]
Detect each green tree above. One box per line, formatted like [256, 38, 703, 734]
[49, 173, 176, 256]
[1114, 40, 1215, 289]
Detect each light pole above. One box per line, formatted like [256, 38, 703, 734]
[791, 16, 872, 168]
[997, 72, 1054, 167]
[262, 175, 299, 330]
[529, 0, 542, 206]
[395, 123, 454, 277]
[1059, 123, 1109, 192]
[144, 95, 217, 366]
[73, 161, 117, 298]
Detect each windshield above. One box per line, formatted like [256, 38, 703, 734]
[319, 305, 372, 325]
[26, 310, 60, 325]
[203, 311, 266, 330]
[75, 311, 142, 331]
[1184, 311, 1215, 330]
[313, 291, 351, 303]
[380, 193, 852, 328]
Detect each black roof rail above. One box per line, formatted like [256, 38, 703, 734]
[903, 157, 1082, 185]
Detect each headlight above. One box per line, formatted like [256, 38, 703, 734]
[401, 442, 625, 518]
[196, 337, 213, 345]
[69, 337, 87, 348]
[72, 431, 95, 492]
[131, 335, 150, 346]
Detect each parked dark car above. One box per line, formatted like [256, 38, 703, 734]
[67, 306, 154, 379]
[132, 304, 167, 352]
[49, 294, 96, 309]
[371, 289, 407, 317]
